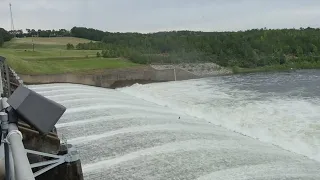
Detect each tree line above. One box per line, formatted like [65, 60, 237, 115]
[70, 26, 320, 67]
[8, 29, 71, 38]
[2, 25, 320, 68]
[0, 28, 13, 47]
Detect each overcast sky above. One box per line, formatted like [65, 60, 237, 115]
[1, 0, 320, 33]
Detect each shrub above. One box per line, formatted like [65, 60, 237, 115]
[66, 43, 74, 50]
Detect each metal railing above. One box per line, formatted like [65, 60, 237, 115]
[0, 56, 82, 180]
[0, 97, 80, 180]
[0, 98, 35, 180]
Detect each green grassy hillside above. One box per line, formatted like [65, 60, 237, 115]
[0, 37, 139, 75]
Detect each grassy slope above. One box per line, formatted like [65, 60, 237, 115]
[0, 37, 139, 75]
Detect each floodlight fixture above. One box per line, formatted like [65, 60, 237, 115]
[7, 85, 66, 134]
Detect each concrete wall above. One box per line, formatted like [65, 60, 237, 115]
[19, 67, 198, 88]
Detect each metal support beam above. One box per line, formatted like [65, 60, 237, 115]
[33, 160, 65, 178]
[26, 149, 61, 159]
[26, 147, 80, 178]
[30, 159, 61, 169]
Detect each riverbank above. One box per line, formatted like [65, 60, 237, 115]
[11, 53, 320, 89]
[17, 63, 234, 88]
[151, 63, 232, 76]
[18, 65, 197, 88]
[232, 62, 320, 74]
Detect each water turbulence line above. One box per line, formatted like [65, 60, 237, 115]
[68, 124, 241, 145]
[196, 162, 320, 180]
[82, 138, 298, 173]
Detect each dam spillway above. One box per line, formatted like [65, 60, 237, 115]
[28, 83, 320, 180]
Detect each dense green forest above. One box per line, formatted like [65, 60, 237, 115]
[2, 26, 320, 69]
[0, 28, 13, 47]
[6, 29, 71, 38]
[70, 27, 320, 68]
[0, 28, 69, 47]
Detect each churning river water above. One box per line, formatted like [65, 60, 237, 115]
[29, 69, 320, 180]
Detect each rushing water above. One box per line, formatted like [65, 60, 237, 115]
[28, 70, 320, 180]
[120, 70, 320, 162]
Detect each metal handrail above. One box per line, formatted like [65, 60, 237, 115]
[8, 124, 35, 180]
[1, 98, 35, 180]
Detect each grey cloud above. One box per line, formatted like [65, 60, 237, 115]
[1, 0, 320, 32]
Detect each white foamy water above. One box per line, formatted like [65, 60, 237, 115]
[28, 80, 320, 180]
[119, 71, 320, 162]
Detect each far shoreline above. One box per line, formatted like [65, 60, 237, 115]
[17, 63, 320, 89]
[233, 65, 320, 74]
